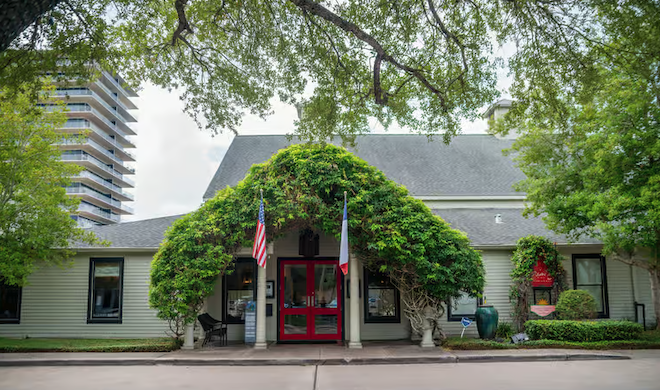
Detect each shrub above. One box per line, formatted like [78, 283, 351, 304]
[525, 320, 643, 342]
[495, 322, 514, 339]
[555, 290, 597, 320]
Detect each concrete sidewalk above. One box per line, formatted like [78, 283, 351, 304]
[0, 343, 634, 367]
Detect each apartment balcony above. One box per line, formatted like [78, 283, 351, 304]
[53, 89, 137, 126]
[48, 103, 135, 138]
[59, 119, 135, 152]
[58, 138, 135, 169]
[66, 186, 133, 215]
[100, 71, 138, 104]
[73, 170, 134, 202]
[61, 153, 135, 188]
[73, 215, 99, 228]
[76, 202, 121, 224]
[89, 79, 137, 114]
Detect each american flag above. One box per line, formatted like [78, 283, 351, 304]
[252, 195, 267, 268]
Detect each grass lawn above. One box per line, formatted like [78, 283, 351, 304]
[443, 329, 660, 350]
[0, 337, 181, 353]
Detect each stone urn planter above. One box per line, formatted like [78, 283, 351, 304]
[475, 305, 499, 339]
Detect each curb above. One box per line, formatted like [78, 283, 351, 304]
[0, 353, 629, 367]
[455, 353, 630, 363]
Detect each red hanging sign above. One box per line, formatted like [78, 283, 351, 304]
[532, 258, 554, 287]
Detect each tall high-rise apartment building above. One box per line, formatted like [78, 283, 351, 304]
[51, 71, 138, 226]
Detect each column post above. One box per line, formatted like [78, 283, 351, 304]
[348, 253, 362, 349]
[254, 244, 273, 349]
[182, 322, 195, 350]
[254, 265, 267, 349]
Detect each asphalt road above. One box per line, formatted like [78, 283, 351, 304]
[1, 353, 659, 390]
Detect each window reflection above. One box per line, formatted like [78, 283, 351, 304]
[89, 259, 123, 322]
[0, 283, 21, 323]
[225, 259, 255, 323]
[364, 269, 399, 322]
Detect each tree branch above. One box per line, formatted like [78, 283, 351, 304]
[425, 0, 468, 88]
[172, 0, 194, 46]
[609, 250, 650, 270]
[373, 52, 387, 104]
[288, 0, 447, 109]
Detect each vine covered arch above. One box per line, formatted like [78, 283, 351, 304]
[150, 143, 485, 338]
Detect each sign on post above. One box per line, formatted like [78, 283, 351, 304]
[460, 317, 472, 338]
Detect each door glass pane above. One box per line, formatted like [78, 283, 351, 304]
[577, 285, 604, 312]
[284, 315, 307, 334]
[575, 258, 602, 284]
[315, 315, 338, 334]
[284, 264, 307, 308]
[314, 264, 337, 308]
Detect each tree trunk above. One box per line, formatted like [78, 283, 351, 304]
[650, 268, 660, 328]
[0, 0, 62, 52]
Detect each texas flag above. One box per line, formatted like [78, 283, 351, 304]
[339, 195, 349, 275]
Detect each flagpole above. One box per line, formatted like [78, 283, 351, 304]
[255, 188, 267, 349]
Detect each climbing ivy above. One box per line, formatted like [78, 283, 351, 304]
[149, 143, 485, 337]
[509, 235, 567, 331]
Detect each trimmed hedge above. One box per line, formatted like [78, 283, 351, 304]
[525, 320, 643, 342]
[555, 290, 597, 320]
[442, 337, 660, 350]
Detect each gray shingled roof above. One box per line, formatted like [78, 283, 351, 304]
[79, 135, 598, 250]
[433, 208, 600, 247]
[78, 208, 599, 250]
[203, 134, 526, 200]
[77, 214, 184, 249]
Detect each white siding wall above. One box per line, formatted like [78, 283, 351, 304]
[0, 252, 169, 339]
[206, 240, 658, 342]
[3, 239, 655, 341]
[633, 266, 657, 328]
[561, 245, 656, 328]
[437, 250, 514, 338]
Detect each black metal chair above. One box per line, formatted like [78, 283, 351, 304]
[197, 313, 228, 347]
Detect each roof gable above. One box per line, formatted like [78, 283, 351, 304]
[203, 134, 525, 200]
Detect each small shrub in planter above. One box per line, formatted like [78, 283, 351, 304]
[524, 320, 644, 342]
[555, 290, 597, 320]
[495, 322, 514, 340]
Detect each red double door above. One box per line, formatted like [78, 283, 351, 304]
[279, 260, 342, 341]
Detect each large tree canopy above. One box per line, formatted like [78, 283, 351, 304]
[493, 5, 660, 325]
[0, 86, 101, 286]
[150, 143, 484, 337]
[2, 1, 656, 142]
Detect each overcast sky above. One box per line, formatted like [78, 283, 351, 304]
[125, 87, 495, 223]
